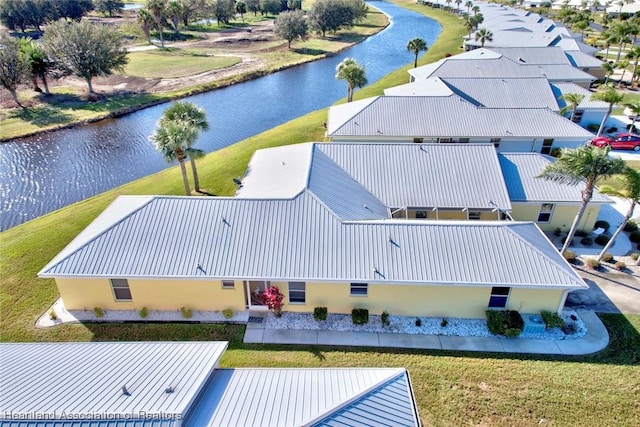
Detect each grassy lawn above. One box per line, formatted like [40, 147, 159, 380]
[124, 50, 242, 78]
[1, 3, 639, 425]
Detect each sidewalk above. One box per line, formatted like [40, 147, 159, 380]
[243, 310, 609, 356]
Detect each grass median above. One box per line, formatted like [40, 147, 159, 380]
[1, 3, 639, 425]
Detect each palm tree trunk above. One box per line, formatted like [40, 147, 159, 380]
[414, 53, 418, 68]
[620, 67, 627, 85]
[616, 42, 624, 62]
[347, 86, 353, 102]
[597, 200, 636, 261]
[9, 89, 23, 108]
[158, 23, 165, 48]
[561, 186, 594, 254]
[179, 160, 191, 195]
[190, 157, 200, 192]
[597, 104, 614, 136]
[633, 58, 639, 83]
[40, 74, 50, 95]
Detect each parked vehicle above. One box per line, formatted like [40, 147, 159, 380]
[590, 133, 640, 151]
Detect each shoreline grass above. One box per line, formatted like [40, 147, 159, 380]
[1, 3, 639, 425]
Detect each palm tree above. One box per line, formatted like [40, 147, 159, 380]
[625, 100, 640, 131]
[407, 38, 428, 68]
[465, 0, 473, 13]
[617, 59, 630, 85]
[137, 9, 155, 45]
[591, 85, 625, 136]
[19, 38, 52, 95]
[167, 0, 183, 36]
[159, 101, 210, 192]
[602, 61, 615, 85]
[537, 146, 626, 255]
[596, 167, 640, 261]
[455, 0, 462, 12]
[150, 120, 198, 196]
[625, 46, 640, 83]
[474, 28, 493, 47]
[147, 0, 167, 48]
[335, 58, 367, 103]
[463, 14, 475, 38]
[445, 0, 452, 10]
[472, 5, 480, 15]
[573, 20, 589, 37]
[558, 93, 585, 122]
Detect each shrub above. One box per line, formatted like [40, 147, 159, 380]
[574, 229, 588, 237]
[580, 236, 593, 246]
[631, 252, 639, 261]
[222, 308, 234, 319]
[49, 309, 57, 321]
[549, 148, 562, 158]
[381, 310, 390, 326]
[553, 227, 562, 237]
[352, 308, 369, 325]
[541, 310, 565, 329]
[314, 307, 328, 321]
[139, 307, 148, 318]
[594, 233, 611, 246]
[624, 220, 638, 232]
[587, 258, 601, 269]
[261, 286, 284, 317]
[594, 220, 610, 231]
[504, 328, 522, 338]
[440, 317, 448, 327]
[415, 318, 422, 327]
[629, 230, 640, 243]
[180, 307, 192, 319]
[94, 307, 104, 318]
[601, 252, 614, 263]
[563, 250, 576, 263]
[615, 261, 626, 270]
[485, 310, 523, 336]
[587, 123, 600, 132]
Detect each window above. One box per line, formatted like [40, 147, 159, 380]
[288, 282, 306, 304]
[437, 138, 452, 143]
[541, 138, 554, 155]
[537, 203, 554, 223]
[468, 211, 481, 220]
[488, 287, 510, 308]
[458, 138, 470, 143]
[111, 279, 132, 301]
[490, 138, 501, 149]
[415, 210, 427, 219]
[413, 137, 424, 143]
[572, 110, 583, 123]
[350, 283, 368, 296]
[222, 280, 235, 289]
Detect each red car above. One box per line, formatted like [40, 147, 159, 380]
[590, 133, 640, 151]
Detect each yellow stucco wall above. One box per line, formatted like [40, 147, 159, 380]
[510, 203, 601, 232]
[277, 281, 566, 319]
[396, 209, 500, 220]
[56, 278, 246, 311]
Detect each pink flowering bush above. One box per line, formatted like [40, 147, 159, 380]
[262, 286, 284, 317]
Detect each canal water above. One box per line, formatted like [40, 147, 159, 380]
[0, 1, 441, 230]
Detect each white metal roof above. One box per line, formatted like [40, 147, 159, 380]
[327, 96, 594, 139]
[487, 46, 572, 65]
[184, 368, 419, 427]
[0, 342, 227, 423]
[39, 195, 586, 289]
[564, 50, 603, 68]
[552, 83, 609, 110]
[498, 153, 612, 203]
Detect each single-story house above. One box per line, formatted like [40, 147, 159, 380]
[489, 46, 602, 77]
[39, 143, 589, 318]
[327, 95, 595, 153]
[0, 341, 421, 427]
[552, 82, 609, 127]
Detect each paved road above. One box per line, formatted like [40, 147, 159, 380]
[567, 264, 640, 314]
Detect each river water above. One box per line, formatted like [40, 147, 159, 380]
[0, 1, 441, 231]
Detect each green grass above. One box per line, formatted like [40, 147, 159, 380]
[124, 50, 242, 78]
[1, 3, 639, 425]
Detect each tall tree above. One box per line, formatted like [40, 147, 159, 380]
[406, 38, 427, 68]
[167, 0, 183, 35]
[474, 28, 493, 47]
[472, 4, 479, 15]
[94, 0, 125, 17]
[558, 93, 585, 123]
[597, 167, 640, 261]
[158, 101, 209, 192]
[624, 100, 640, 131]
[147, 0, 167, 48]
[236, 1, 247, 22]
[246, 0, 260, 15]
[213, 0, 236, 25]
[274, 10, 309, 49]
[602, 61, 615, 85]
[19, 37, 52, 95]
[150, 120, 198, 196]
[625, 45, 640, 82]
[260, 0, 281, 16]
[43, 19, 128, 95]
[465, 0, 472, 13]
[591, 85, 624, 136]
[0, 33, 29, 107]
[178, 0, 206, 26]
[537, 146, 626, 255]
[335, 57, 367, 102]
[617, 59, 630, 85]
[137, 8, 155, 44]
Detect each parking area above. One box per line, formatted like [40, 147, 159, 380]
[567, 263, 640, 314]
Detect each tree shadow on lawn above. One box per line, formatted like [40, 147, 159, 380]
[10, 105, 73, 127]
[291, 47, 327, 56]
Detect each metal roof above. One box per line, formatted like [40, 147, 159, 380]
[488, 47, 572, 65]
[408, 54, 595, 82]
[0, 342, 227, 423]
[552, 83, 609, 110]
[39, 195, 586, 289]
[184, 368, 419, 427]
[498, 153, 612, 203]
[327, 96, 594, 139]
[564, 50, 603, 68]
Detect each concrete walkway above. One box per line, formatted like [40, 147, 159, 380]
[244, 310, 609, 356]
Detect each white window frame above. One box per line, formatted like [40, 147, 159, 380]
[222, 280, 235, 289]
[468, 211, 482, 220]
[288, 282, 306, 304]
[350, 283, 368, 296]
[537, 203, 554, 223]
[541, 138, 554, 155]
[110, 278, 132, 301]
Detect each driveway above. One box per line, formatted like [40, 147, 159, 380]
[566, 263, 640, 314]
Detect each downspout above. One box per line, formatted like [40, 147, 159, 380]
[557, 289, 570, 315]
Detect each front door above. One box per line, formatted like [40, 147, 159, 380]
[245, 280, 270, 309]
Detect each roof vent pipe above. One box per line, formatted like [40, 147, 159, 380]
[122, 386, 131, 396]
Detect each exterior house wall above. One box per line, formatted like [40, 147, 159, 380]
[578, 109, 607, 129]
[56, 278, 246, 311]
[510, 202, 601, 232]
[277, 281, 567, 319]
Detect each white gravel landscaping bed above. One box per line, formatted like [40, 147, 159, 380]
[265, 310, 587, 340]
